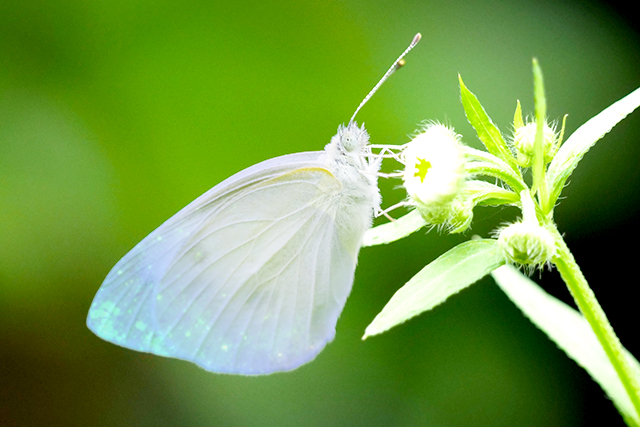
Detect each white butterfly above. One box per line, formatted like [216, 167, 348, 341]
[87, 34, 421, 375]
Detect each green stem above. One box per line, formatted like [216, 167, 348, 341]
[550, 226, 640, 422]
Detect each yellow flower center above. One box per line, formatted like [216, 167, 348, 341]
[414, 157, 431, 183]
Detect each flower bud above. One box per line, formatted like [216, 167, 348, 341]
[513, 121, 557, 166]
[446, 198, 474, 234]
[497, 221, 556, 266]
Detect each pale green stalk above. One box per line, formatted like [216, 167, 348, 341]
[550, 225, 640, 421]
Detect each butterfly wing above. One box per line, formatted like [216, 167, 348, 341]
[87, 152, 368, 374]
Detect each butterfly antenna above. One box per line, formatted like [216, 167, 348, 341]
[349, 33, 422, 125]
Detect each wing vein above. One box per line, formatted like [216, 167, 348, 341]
[158, 179, 331, 332]
[195, 207, 322, 362]
[200, 204, 334, 371]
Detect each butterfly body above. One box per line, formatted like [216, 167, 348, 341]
[87, 123, 380, 374]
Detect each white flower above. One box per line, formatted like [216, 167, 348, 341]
[402, 123, 466, 209]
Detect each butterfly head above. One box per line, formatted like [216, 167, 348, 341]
[332, 122, 370, 155]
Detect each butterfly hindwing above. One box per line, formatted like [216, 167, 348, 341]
[155, 167, 356, 373]
[88, 153, 362, 374]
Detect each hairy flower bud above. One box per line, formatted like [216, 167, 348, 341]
[497, 222, 556, 266]
[513, 121, 558, 166]
[496, 191, 556, 267]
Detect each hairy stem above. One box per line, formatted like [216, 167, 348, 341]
[551, 226, 640, 423]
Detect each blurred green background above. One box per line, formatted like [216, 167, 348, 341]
[1, 0, 639, 426]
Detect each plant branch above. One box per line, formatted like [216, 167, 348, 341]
[550, 226, 640, 422]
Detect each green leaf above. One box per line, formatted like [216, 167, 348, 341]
[532, 58, 547, 200]
[556, 114, 568, 148]
[363, 239, 506, 338]
[362, 210, 427, 247]
[546, 87, 640, 209]
[514, 100, 524, 129]
[459, 75, 518, 170]
[492, 265, 640, 426]
[463, 146, 528, 193]
[464, 180, 519, 206]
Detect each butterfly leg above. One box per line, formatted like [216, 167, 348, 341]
[374, 200, 412, 221]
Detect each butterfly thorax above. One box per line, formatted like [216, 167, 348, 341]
[324, 122, 381, 234]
